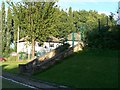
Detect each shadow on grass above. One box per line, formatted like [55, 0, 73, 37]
[1, 64, 19, 74]
[1, 64, 8, 69]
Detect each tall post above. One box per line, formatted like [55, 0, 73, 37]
[98, 19, 100, 31]
[79, 31, 81, 41]
[66, 35, 68, 43]
[80, 25, 84, 41]
[106, 16, 108, 26]
[72, 32, 74, 47]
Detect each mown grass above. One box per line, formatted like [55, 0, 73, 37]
[1, 49, 119, 88]
[1, 60, 28, 74]
[32, 49, 119, 88]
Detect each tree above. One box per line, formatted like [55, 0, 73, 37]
[7, 1, 59, 59]
[6, 7, 12, 53]
[55, 9, 71, 39]
[8, 2, 26, 52]
[0, 10, 2, 55]
[16, 2, 59, 59]
[0, 9, 1, 30]
[68, 7, 75, 33]
[2, 1, 6, 54]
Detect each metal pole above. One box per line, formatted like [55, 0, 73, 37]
[72, 32, 74, 47]
[106, 16, 108, 26]
[80, 26, 83, 41]
[98, 19, 100, 31]
[66, 35, 68, 43]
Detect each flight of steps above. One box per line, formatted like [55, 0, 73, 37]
[19, 42, 83, 75]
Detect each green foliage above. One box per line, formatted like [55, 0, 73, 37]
[2, 1, 7, 54]
[20, 2, 58, 42]
[0, 10, 1, 30]
[55, 9, 71, 38]
[2, 53, 10, 58]
[85, 25, 120, 49]
[5, 7, 13, 53]
[0, 10, 2, 55]
[8, 56, 17, 61]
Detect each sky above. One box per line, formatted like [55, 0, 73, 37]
[57, 0, 119, 16]
[0, 0, 120, 16]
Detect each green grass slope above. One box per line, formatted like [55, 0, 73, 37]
[33, 49, 119, 88]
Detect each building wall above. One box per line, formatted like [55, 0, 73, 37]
[67, 41, 79, 47]
[17, 41, 61, 54]
[17, 40, 80, 55]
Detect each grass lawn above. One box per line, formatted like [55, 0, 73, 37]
[1, 61, 32, 89]
[1, 49, 119, 88]
[32, 49, 119, 88]
[0, 60, 28, 74]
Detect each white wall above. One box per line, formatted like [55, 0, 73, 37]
[67, 41, 79, 47]
[17, 41, 61, 54]
[17, 42, 32, 54]
[17, 41, 80, 54]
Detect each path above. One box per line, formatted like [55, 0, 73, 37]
[2, 71, 68, 89]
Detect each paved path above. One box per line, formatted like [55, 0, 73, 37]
[2, 71, 68, 89]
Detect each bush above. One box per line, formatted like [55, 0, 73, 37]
[2, 53, 10, 58]
[85, 26, 120, 50]
[8, 56, 17, 61]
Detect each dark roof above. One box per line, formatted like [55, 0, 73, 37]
[46, 36, 60, 42]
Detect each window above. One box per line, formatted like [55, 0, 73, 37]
[50, 44, 54, 47]
[38, 43, 42, 46]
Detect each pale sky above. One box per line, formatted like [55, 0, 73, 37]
[0, 0, 120, 16]
[57, 0, 119, 16]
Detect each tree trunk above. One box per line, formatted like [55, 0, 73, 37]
[17, 26, 19, 61]
[27, 42, 30, 61]
[28, 53, 30, 61]
[32, 38, 35, 59]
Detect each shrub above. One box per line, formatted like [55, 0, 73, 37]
[85, 26, 120, 50]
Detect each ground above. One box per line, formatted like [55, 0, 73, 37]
[1, 49, 119, 88]
[2, 78, 30, 88]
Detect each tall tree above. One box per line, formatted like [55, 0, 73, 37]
[68, 7, 75, 33]
[2, 1, 6, 54]
[55, 9, 70, 39]
[7, 1, 59, 59]
[0, 10, 2, 55]
[6, 7, 12, 53]
[19, 2, 58, 58]
[8, 2, 25, 52]
[0, 10, 1, 31]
